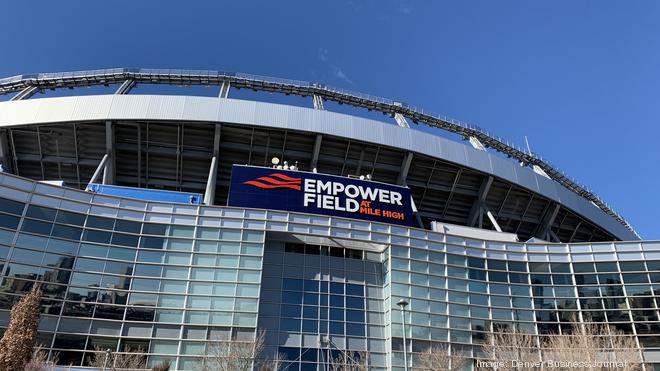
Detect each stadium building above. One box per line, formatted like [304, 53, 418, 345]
[0, 68, 656, 370]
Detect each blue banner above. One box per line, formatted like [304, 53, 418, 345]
[228, 165, 413, 226]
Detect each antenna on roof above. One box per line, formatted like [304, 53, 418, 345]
[524, 135, 532, 155]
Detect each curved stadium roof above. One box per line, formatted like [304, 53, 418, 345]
[0, 68, 639, 242]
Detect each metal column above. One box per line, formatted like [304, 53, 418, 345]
[204, 124, 222, 205]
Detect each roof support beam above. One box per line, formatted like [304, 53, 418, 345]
[87, 154, 110, 189]
[394, 113, 409, 128]
[10, 86, 38, 101]
[313, 94, 325, 110]
[536, 203, 561, 241]
[102, 121, 115, 185]
[466, 175, 503, 232]
[468, 176, 493, 226]
[219, 82, 230, 98]
[468, 137, 487, 151]
[204, 156, 218, 206]
[310, 134, 323, 172]
[397, 152, 414, 186]
[115, 79, 136, 95]
[0, 130, 11, 173]
[204, 124, 222, 206]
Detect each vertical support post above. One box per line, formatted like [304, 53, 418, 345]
[311, 134, 322, 171]
[204, 124, 222, 205]
[102, 121, 115, 185]
[537, 203, 561, 241]
[0, 130, 11, 173]
[468, 176, 493, 226]
[204, 156, 218, 205]
[397, 152, 414, 186]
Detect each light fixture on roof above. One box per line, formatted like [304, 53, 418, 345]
[271, 157, 280, 168]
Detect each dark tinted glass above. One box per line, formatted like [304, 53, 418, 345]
[55, 211, 86, 226]
[0, 198, 25, 215]
[0, 214, 19, 229]
[21, 219, 53, 235]
[83, 230, 111, 244]
[86, 216, 115, 230]
[26, 205, 57, 221]
[51, 225, 82, 240]
[114, 220, 142, 234]
[142, 223, 167, 235]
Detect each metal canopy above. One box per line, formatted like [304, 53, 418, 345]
[0, 68, 635, 236]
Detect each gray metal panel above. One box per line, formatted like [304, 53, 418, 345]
[0, 95, 638, 241]
[489, 156, 518, 187]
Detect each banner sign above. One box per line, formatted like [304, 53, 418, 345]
[228, 165, 413, 226]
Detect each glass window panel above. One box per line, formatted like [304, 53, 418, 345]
[243, 230, 263, 242]
[84, 217, 114, 232]
[235, 298, 258, 311]
[572, 262, 595, 273]
[0, 214, 21, 230]
[79, 244, 108, 258]
[162, 266, 188, 279]
[161, 280, 186, 293]
[26, 205, 57, 221]
[165, 253, 190, 265]
[140, 236, 165, 249]
[114, 220, 141, 234]
[132, 278, 159, 292]
[104, 261, 133, 275]
[446, 254, 466, 266]
[137, 251, 164, 263]
[196, 227, 219, 239]
[213, 283, 236, 296]
[158, 295, 184, 308]
[214, 269, 236, 281]
[82, 229, 111, 244]
[508, 261, 527, 272]
[107, 247, 136, 262]
[21, 219, 53, 235]
[142, 223, 167, 235]
[237, 270, 260, 283]
[192, 254, 216, 266]
[448, 304, 469, 316]
[169, 226, 194, 238]
[595, 262, 619, 272]
[166, 239, 193, 251]
[241, 243, 263, 255]
[575, 274, 598, 285]
[219, 229, 241, 240]
[529, 263, 550, 272]
[190, 268, 215, 281]
[190, 282, 212, 295]
[0, 198, 25, 215]
[239, 256, 261, 269]
[623, 273, 649, 284]
[218, 255, 239, 268]
[211, 297, 233, 310]
[111, 233, 139, 247]
[134, 264, 162, 277]
[218, 242, 240, 254]
[195, 241, 218, 253]
[46, 238, 78, 255]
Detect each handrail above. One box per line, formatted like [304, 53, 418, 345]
[0, 68, 638, 236]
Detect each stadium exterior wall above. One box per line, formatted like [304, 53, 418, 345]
[0, 172, 658, 370]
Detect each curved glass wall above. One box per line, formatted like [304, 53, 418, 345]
[0, 173, 658, 370]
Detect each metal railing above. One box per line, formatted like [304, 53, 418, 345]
[0, 68, 638, 236]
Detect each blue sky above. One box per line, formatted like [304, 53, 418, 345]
[1, 1, 658, 239]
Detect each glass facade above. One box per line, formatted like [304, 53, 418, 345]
[0, 173, 658, 369]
